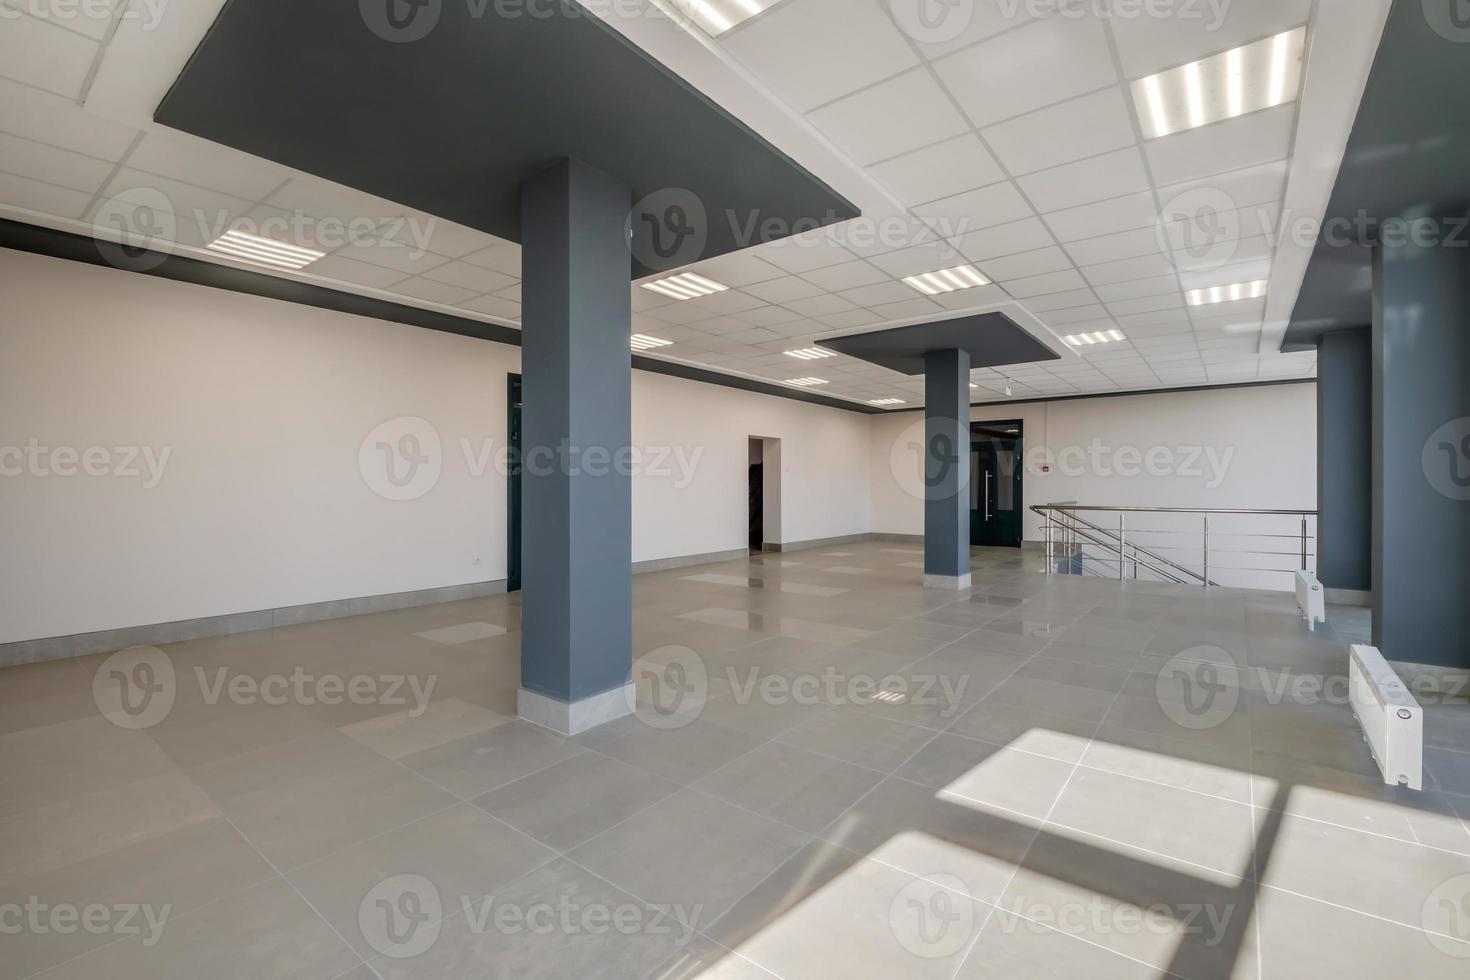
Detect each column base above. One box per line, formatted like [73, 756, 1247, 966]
[923, 573, 972, 591]
[518, 683, 634, 736]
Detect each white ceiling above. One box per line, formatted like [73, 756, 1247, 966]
[0, 0, 1384, 408]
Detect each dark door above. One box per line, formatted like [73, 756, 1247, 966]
[749, 462, 764, 552]
[507, 374, 522, 592]
[971, 422, 1023, 548]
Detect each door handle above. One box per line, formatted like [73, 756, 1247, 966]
[984, 472, 992, 521]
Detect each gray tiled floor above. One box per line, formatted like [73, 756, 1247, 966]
[3, 543, 1469, 978]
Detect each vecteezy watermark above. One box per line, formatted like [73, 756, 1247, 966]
[995, 0, 1234, 30]
[889, 874, 975, 960]
[1423, 0, 1470, 44]
[1158, 186, 1243, 273]
[92, 648, 437, 730]
[1155, 647, 1240, 730]
[627, 647, 709, 730]
[358, 417, 706, 502]
[91, 188, 176, 273]
[0, 439, 172, 488]
[1423, 874, 1470, 958]
[0, 0, 170, 32]
[1423, 418, 1470, 502]
[194, 210, 439, 261]
[992, 894, 1238, 946]
[0, 898, 172, 947]
[360, 417, 444, 502]
[630, 188, 708, 274]
[358, 0, 703, 43]
[890, 0, 975, 43]
[358, 874, 702, 959]
[887, 421, 1236, 501]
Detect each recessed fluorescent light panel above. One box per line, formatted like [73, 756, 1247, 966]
[869, 398, 906, 406]
[674, 0, 784, 36]
[784, 347, 837, 361]
[1132, 27, 1306, 139]
[1065, 329, 1127, 346]
[1186, 280, 1268, 307]
[784, 377, 828, 387]
[640, 273, 728, 301]
[902, 264, 991, 296]
[630, 334, 674, 351]
[207, 230, 324, 271]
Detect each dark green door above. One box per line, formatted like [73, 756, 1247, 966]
[971, 422, 1023, 548]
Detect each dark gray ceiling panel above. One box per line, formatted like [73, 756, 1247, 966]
[155, 0, 859, 279]
[821, 312, 1059, 375]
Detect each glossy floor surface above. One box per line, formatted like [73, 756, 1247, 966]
[3, 543, 1469, 979]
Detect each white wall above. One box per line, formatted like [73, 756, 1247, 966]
[869, 384, 1318, 589]
[0, 249, 869, 644]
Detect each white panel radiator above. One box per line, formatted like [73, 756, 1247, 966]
[1349, 644, 1423, 791]
[1295, 570, 1326, 630]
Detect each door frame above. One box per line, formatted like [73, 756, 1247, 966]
[970, 419, 1024, 549]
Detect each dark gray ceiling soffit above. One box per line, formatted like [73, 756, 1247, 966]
[1284, 0, 1470, 350]
[154, 0, 860, 279]
[0, 218, 882, 415]
[820, 312, 1060, 376]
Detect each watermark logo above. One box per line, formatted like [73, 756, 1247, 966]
[0, 440, 172, 488]
[629, 188, 708, 273]
[1424, 0, 1470, 43]
[358, 874, 701, 958]
[889, 419, 975, 504]
[1156, 647, 1240, 730]
[628, 646, 707, 729]
[92, 188, 175, 273]
[890, 874, 974, 960]
[361, 0, 443, 42]
[360, 874, 443, 959]
[360, 416, 443, 502]
[1423, 874, 1470, 957]
[1158, 186, 1239, 273]
[890, 0, 975, 43]
[1423, 418, 1470, 501]
[0, 0, 170, 32]
[0, 898, 172, 947]
[93, 647, 176, 731]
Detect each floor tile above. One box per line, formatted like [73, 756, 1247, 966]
[399, 721, 586, 797]
[567, 791, 810, 922]
[190, 731, 456, 870]
[777, 708, 936, 772]
[820, 776, 1038, 905]
[896, 735, 1075, 819]
[288, 803, 557, 958]
[340, 697, 513, 760]
[693, 741, 883, 834]
[474, 753, 681, 851]
[414, 622, 508, 645]
[34, 878, 359, 980]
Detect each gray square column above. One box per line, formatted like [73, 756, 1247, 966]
[517, 158, 635, 733]
[923, 348, 972, 590]
[1371, 237, 1470, 668]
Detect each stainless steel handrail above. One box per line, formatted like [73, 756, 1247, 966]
[1034, 504, 1318, 589]
[1038, 506, 1209, 586]
[1034, 505, 1317, 516]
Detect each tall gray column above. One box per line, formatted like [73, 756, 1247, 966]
[1316, 328, 1372, 598]
[517, 158, 635, 733]
[923, 348, 972, 590]
[1371, 236, 1470, 668]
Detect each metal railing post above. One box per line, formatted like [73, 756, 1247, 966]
[1300, 515, 1308, 572]
[1045, 517, 1053, 576]
[1202, 514, 1209, 588]
[1119, 514, 1126, 581]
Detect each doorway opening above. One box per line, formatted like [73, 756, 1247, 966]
[507, 373, 522, 592]
[971, 420, 1024, 549]
[748, 436, 781, 553]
